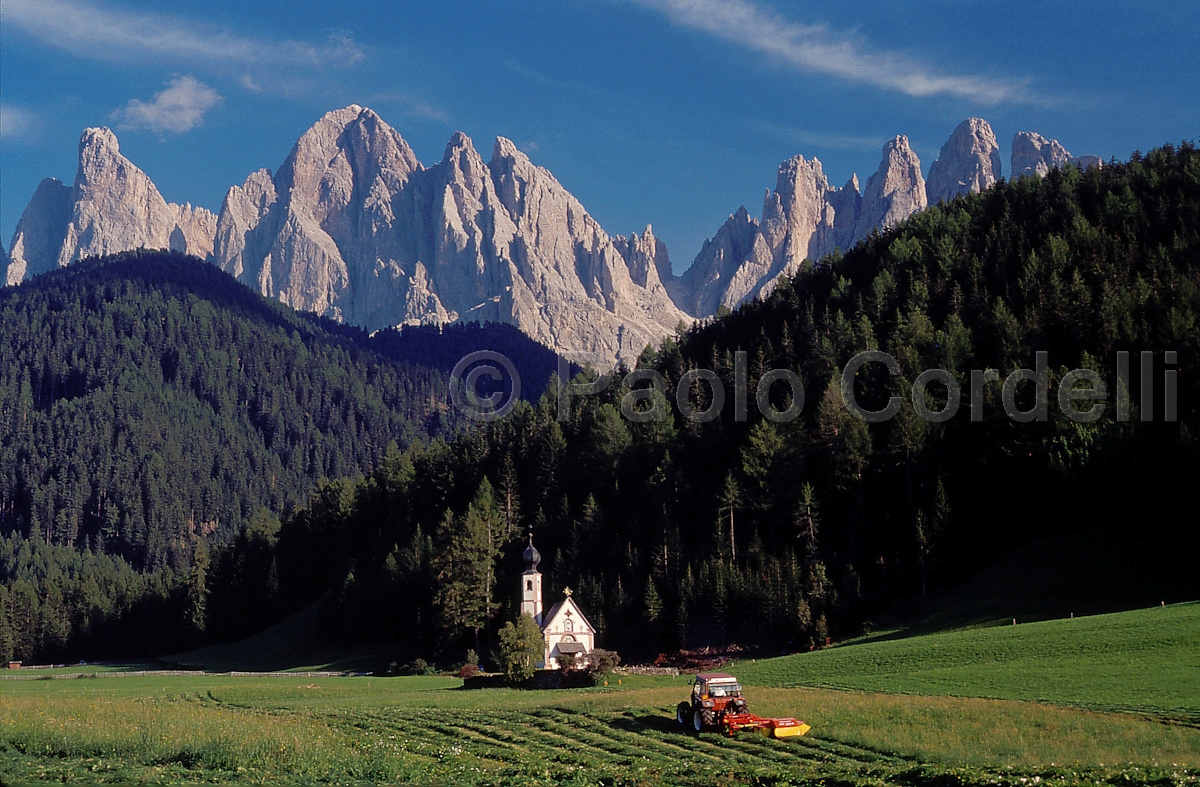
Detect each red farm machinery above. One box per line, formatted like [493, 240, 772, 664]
[675, 672, 811, 739]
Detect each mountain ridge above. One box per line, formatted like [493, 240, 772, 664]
[5, 110, 1098, 364]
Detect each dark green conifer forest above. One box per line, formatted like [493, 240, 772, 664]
[296, 142, 1200, 665]
[2, 143, 1198, 666]
[0, 252, 563, 661]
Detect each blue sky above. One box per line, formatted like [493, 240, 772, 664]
[2, 0, 1197, 273]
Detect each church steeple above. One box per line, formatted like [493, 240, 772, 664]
[520, 534, 543, 625]
[522, 535, 541, 573]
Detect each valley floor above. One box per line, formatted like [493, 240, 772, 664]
[2, 603, 1198, 786]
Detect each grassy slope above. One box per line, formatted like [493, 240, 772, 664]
[738, 601, 1200, 720]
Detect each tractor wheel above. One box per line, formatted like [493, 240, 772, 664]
[676, 702, 691, 726]
[692, 708, 705, 733]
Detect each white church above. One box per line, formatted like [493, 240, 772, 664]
[520, 536, 596, 669]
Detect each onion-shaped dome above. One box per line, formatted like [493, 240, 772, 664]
[522, 535, 541, 572]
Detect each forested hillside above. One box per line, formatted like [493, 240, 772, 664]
[3, 144, 1197, 667]
[275, 143, 1200, 666]
[0, 252, 566, 661]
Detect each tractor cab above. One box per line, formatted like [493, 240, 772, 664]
[693, 673, 743, 703]
[689, 672, 746, 718]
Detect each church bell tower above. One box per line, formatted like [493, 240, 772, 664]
[520, 535, 543, 626]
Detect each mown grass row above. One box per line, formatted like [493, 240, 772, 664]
[3, 666, 1200, 784]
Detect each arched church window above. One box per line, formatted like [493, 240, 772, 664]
[564, 618, 573, 631]
[526, 579, 533, 591]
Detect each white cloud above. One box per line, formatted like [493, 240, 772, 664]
[754, 121, 885, 152]
[239, 75, 264, 93]
[114, 76, 222, 134]
[368, 92, 452, 125]
[628, 0, 1030, 104]
[3, 0, 364, 73]
[0, 105, 40, 142]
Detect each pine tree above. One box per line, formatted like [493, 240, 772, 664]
[432, 480, 502, 655]
[497, 452, 522, 540]
[716, 473, 741, 563]
[186, 536, 210, 635]
[794, 483, 820, 557]
[0, 585, 13, 664]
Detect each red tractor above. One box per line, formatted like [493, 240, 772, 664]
[675, 672, 810, 739]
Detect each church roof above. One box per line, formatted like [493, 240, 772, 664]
[540, 594, 596, 635]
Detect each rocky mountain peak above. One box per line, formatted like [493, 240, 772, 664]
[444, 130, 478, 160]
[4, 127, 216, 285]
[79, 126, 120, 160]
[855, 135, 926, 240]
[205, 109, 688, 366]
[4, 178, 73, 286]
[1012, 131, 1070, 177]
[615, 224, 674, 293]
[1011, 131, 1103, 179]
[492, 136, 521, 161]
[926, 118, 1002, 204]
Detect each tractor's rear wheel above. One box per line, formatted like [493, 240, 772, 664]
[676, 702, 691, 726]
[692, 708, 705, 733]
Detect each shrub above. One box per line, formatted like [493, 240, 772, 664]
[401, 658, 432, 676]
[588, 648, 620, 676]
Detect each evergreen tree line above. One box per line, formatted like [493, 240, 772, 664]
[204, 142, 1200, 667]
[0, 251, 567, 662]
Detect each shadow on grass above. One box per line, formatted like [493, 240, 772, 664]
[611, 713, 692, 737]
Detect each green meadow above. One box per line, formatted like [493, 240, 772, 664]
[2, 603, 1198, 785]
[738, 601, 1200, 720]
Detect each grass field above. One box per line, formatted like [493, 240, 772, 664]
[2, 603, 1198, 785]
[738, 601, 1200, 721]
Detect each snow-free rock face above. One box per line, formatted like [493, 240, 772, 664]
[213, 105, 421, 324]
[5, 178, 73, 285]
[678, 155, 852, 315]
[614, 225, 680, 305]
[856, 135, 927, 240]
[674, 137, 924, 316]
[1011, 131, 1101, 178]
[1011, 131, 1071, 177]
[211, 106, 688, 366]
[926, 118, 1002, 204]
[5, 127, 216, 285]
